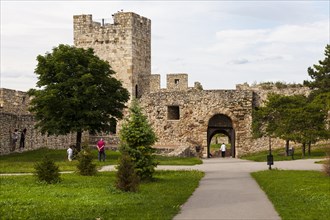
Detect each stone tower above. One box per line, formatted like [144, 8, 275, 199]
[73, 12, 151, 99]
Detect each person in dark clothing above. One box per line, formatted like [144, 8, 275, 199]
[19, 128, 27, 151]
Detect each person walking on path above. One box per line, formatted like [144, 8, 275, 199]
[19, 128, 27, 151]
[67, 146, 73, 161]
[220, 143, 226, 158]
[97, 138, 106, 162]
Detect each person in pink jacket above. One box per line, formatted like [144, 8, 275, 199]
[97, 138, 106, 161]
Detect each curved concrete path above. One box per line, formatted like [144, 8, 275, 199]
[173, 158, 322, 220]
[99, 158, 322, 220]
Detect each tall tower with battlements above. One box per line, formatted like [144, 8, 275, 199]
[73, 12, 151, 99]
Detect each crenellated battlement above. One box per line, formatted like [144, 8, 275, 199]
[0, 88, 32, 115]
[149, 73, 203, 93]
[74, 12, 151, 99]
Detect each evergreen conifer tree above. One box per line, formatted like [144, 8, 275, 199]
[119, 99, 158, 181]
[34, 156, 61, 184]
[115, 153, 140, 192]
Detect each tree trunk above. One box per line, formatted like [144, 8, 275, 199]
[285, 140, 290, 156]
[76, 130, 82, 152]
[302, 143, 306, 158]
[308, 141, 311, 156]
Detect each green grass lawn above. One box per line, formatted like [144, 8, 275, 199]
[252, 170, 330, 220]
[155, 155, 202, 165]
[0, 148, 202, 173]
[0, 170, 204, 220]
[241, 144, 328, 162]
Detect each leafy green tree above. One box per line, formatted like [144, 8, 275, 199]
[253, 94, 328, 157]
[253, 94, 290, 154]
[119, 99, 158, 181]
[288, 100, 327, 157]
[28, 44, 129, 151]
[304, 44, 330, 97]
[252, 94, 302, 144]
[304, 44, 330, 153]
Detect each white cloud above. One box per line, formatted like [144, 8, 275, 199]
[206, 20, 328, 67]
[1, 1, 329, 91]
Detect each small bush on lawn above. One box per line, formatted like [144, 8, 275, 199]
[76, 147, 97, 176]
[323, 148, 330, 176]
[34, 156, 61, 184]
[115, 153, 140, 192]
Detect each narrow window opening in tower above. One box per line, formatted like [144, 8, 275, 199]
[174, 79, 180, 85]
[167, 106, 180, 120]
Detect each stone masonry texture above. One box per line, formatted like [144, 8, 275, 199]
[1, 11, 328, 156]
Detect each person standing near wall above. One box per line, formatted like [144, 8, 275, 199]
[19, 128, 27, 151]
[97, 138, 106, 162]
[220, 143, 226, 158]
[11, 129, 19, 152]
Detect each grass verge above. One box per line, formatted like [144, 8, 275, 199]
[155, 155, 202, 165]
[0, 148, 202, 173]
[0, 170, 204, 220]
[241, 145, 328, 162]
[252, 170, 330, 220]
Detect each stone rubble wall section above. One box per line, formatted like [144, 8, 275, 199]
[0, 113, 77, 155]
[0, 89, 80, 155]
[236, 83, 311, 107]
[139, 89, 255, 157]
[0, 88, 31, 115]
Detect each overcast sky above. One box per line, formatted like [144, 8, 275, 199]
[1, 0, 329, 91]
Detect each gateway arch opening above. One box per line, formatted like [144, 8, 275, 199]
[207, 114, 235, 158]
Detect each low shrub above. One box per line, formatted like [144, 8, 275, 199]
[115, 153, 140, 192]
[76, 147, 97, 176]
[323, 149, 330, 176]
[34, 156, 61, 184]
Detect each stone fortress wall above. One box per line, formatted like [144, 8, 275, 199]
[0, 83, 315, 156]
[2, 11, 327, 156]
[0, 88, 77, 154]
[139, 74, 314, 157]
[140, 84, 254, 156]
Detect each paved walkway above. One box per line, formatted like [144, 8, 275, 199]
[173, 158, 322, 220]
[100, 158, 322, 220]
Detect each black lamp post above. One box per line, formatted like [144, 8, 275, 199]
[267, 136, 274, 170]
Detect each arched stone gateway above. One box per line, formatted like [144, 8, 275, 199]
[207, 114, 235, 158]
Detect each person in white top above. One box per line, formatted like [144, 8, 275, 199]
[220, 143, 226, 158]
[67, 146, 73, 161]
